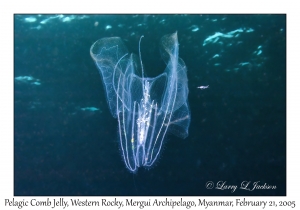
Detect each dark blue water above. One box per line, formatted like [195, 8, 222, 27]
[14, 14, 286, 196]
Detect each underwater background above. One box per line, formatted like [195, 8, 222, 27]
[14, 14, 286, 196]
